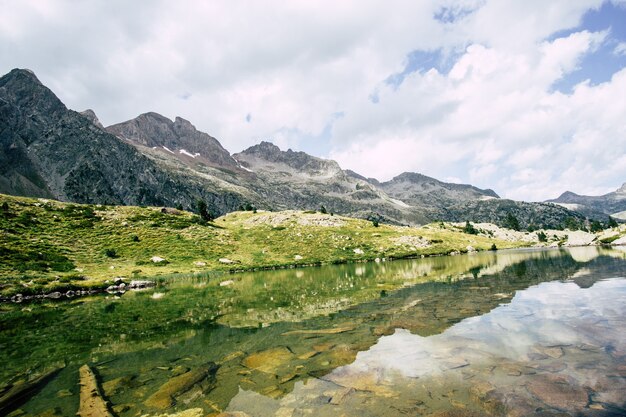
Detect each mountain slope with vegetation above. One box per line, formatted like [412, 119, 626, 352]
[0, 194, 523, 298]
[2, 193, 624, 299]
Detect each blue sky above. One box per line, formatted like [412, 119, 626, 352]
[552, 2, 626, 92]
[1, 0, 625, 201]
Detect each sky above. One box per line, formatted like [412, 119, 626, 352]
[1, 0, 625, 201]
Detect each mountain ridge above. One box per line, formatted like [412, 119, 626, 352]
[546, 183, 626, 220]
[0, 68, 596, 228]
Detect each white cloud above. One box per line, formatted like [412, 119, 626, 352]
[331, 28, 624, 200]
[615, 42, 626, 55]
[0, 0, 623, 200]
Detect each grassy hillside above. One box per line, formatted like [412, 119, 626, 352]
[0, 194, 529, 297]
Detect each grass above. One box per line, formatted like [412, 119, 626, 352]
[0, 194, 529, 297]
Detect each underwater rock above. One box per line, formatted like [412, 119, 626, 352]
[144, 362, 218, 410]
[329, 387, 354, 405]
[0, 365, 64, 416]
[102, 375, 135, 397]
[242, 347, 294, 374]
[281, 324, 356, 336]
[77, 364, 114, 417]
[170, 366, 189, 377]
[525, 374, 588, 411]
[151, 408, 204, 417]
[532, 345, 564, 359]
[324, 368, 396, 397]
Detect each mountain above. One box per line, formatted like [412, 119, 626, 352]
[379, 172, 499, 207]
[79, 109, 103, 128]
[0, 68, 245, 212]
[107, 112, 238, 170]
[547, 184, 626, 220]
[0, 68, 592, 228]
[232, 141, 430, 224]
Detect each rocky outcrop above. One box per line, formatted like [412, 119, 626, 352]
[547, 183, 626, 219]
[0, 68, 246, 215]
[380, 172, 498, 207]
[107, 113, 238, 170]
[80, 109, 104, 128]
[235, 141, 342, 177]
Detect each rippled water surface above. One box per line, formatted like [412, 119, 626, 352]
[1, 247, 625, 416]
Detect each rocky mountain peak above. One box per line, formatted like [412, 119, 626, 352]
[554, 191, 581, 202]
[240, 141, 282, 159]
[79, 109, 104, 128]
[107, 112, 237, 168]
[4, 68, 41, 84]
[0, 68, 66, 118]
[173, 116, 195, 131]
[617, 183, 626, 194]
[391, 172, 432, 183]
[235, 141, 342, 177]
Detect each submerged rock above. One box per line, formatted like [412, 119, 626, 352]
[242, 347, 294, 374]
[144, 362, 218, 410]
[151, 409, 204, 417]
[0, 365, 64, 416]
[77, 364, 114, 417]
[525, 374, 588, 411]
[281, 324, 356, 336]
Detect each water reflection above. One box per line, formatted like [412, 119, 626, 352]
[1, 247, 625, 416]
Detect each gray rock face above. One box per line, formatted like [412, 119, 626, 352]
[0, 68, 245, 214]
[547, 184, 626, 219]
[232, 142, 429, 224]
[440, 199, 586, 230]
[380, 172, 499, 207]
[107, 112, 237, 169]
[79, 109, 103, 128]
[235, 141, 342, 176]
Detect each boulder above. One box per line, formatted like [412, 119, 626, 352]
[242, 347, 294, 374]
[144, 362, 218, 410]
[525, 374, 588, 411]
[77, 365, 114, 417]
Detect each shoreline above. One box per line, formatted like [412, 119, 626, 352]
[3, 243, 622, 304]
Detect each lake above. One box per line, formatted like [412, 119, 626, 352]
[1, 247, 625, 416]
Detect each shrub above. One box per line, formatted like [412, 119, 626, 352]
[490, 243, 498, 251]
[103, 248, 118, 258]
[131, 235, 140, 242]
[537, 231, 548, 242]
[608, 216, 618, 228]
[590, 220, 603, 233]
[503, 213, 520, 231]
[196, 199, 214, 222]
[320, 205, 327, 214]
[600, 235, 620, 244]
[372, 219, 379, 227]
[463, 221, 478, 235]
